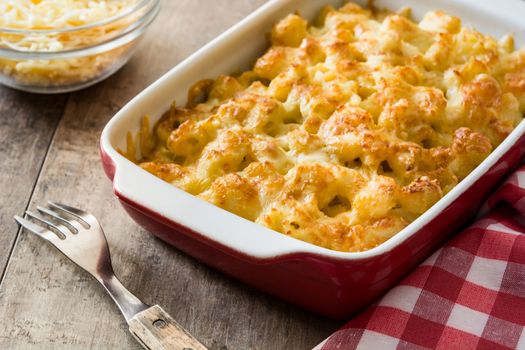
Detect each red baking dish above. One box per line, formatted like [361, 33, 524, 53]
[100, 0, 525, 319]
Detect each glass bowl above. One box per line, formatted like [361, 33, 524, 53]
[0, 0, 160, 94]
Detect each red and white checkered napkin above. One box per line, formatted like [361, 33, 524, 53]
[316, 166, 525, 350]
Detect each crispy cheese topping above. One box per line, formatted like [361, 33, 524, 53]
[130, 3, 525, 252]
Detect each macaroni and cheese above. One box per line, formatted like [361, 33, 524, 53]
[128, 3, 525, 252]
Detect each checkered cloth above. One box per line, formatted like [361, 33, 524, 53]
[315, 166, 525, 350]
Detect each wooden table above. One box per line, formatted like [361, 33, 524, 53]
[0, 1, 342, 349]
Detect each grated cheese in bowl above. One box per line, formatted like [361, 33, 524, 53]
[0, 0, 134, 30]
[0, 0, 160, 93]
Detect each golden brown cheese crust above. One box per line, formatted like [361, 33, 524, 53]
[132, 3, 525, 252]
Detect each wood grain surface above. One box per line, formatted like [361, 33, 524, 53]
[129, 305, 208, 350]
[0, 1, 341, 349]
[0, 91, 67, 273]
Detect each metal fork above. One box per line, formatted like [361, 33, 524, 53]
[14, 201, 207, 350]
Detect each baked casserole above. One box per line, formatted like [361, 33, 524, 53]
[124, 2, 525, 252]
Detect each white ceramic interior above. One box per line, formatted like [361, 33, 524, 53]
[101, 0, 525, 260]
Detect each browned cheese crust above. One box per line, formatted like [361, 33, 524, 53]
[131, 3, 525, 252]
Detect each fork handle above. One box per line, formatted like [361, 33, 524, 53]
[129, 305, 208, 350]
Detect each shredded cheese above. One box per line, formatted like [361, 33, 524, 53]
[0, 0, 135, 30]
[0, 0, 138, 51]
[0, 0, 141, 89]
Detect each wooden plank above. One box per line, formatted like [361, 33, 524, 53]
[0, 89, 67, 276]
[0, 1, 341, 349]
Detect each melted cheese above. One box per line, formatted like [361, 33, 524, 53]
[129, 3, 525, 252]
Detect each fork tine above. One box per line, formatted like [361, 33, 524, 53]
[14, 215, 61, 242]
[37, 206, 80, 234]
[25, 211, 69, 239]
[47, 201, 92, 228]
